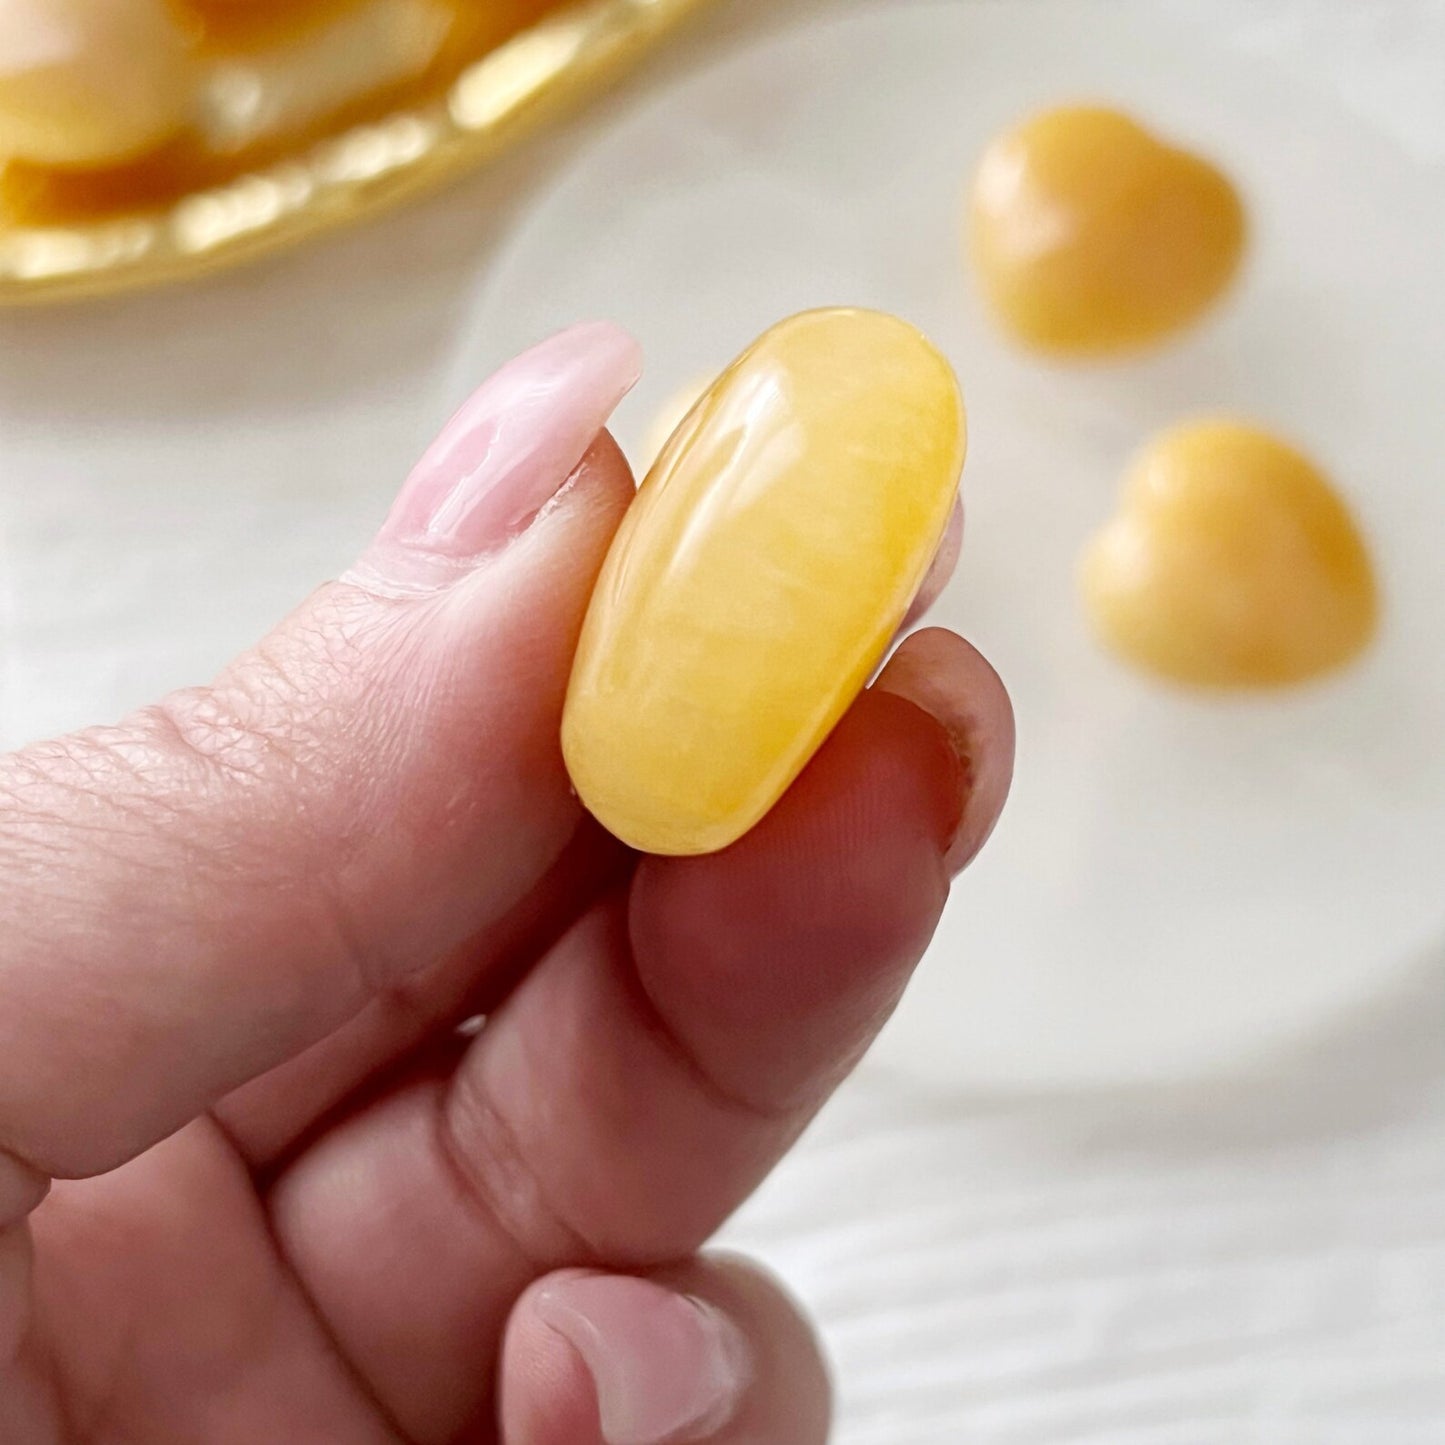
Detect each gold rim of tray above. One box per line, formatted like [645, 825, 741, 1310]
[0, 0, 707, 307]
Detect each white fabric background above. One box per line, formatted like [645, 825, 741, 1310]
[1, 3, 1442, 1440]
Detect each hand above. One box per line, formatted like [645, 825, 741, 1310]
[0, 324, 1012, 1444]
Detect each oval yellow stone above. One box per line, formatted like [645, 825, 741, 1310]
[969, 105, 1246, 355]
[1080, 419, 1379, 688]
[563, 308, 966, 855]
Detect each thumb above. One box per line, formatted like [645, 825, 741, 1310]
[0, 322, 640, 1184]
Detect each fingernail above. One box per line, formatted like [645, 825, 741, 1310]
[537, 1273, 749, 1445]
[380, 321, 642, 559]
[874, 627, 1014, 873]
[901, 498, 964, 630]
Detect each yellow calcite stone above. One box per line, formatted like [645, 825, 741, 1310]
[1080, 420, 1378, 688]
[0, 0, 196, 166]
[563, 308, 966, 855]
[969, 105, 1246, 355]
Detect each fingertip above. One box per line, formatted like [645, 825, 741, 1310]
[501, 1271, 603, 1444]
[497, 427, 637, 575]
[627, 687, 963, 1111]
[875, 627, 1015, 872]
[501, 1258, 828, 1445]
[901, 497, 965, 630]
[375, 322, 642, 568]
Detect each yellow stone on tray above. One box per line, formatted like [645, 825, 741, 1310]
[563, 308, 966, 855]
[969, 105, 1246, 355]
[0, 0, 196, 166]
[1080, 420, 1378, 688]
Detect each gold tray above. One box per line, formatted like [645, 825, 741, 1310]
[0, 0, 707, 307]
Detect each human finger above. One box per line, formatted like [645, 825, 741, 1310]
[500, 1254, 830, 1445]
[0, 324, 639, 1183]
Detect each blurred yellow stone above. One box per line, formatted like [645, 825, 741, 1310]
[0, 0, 196, 166]
[969, 105, 1246, 355]
[640, 373, 712, 470]
[1080, 420, 1378, 688]
[563, 308, 966, 855]
[197, 0, 451, 153]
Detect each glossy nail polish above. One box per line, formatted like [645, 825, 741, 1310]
[380, 321, 642, 560]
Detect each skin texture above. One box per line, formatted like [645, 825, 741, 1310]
[0, 328, 1013, 1443]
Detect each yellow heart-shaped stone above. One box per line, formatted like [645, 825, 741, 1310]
[1080, 420, 1378, 688]
[969, 105, 1246, 355]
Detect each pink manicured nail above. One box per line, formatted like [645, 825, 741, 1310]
[875, 627, 1015, 873]
[902, 498, 964, 631]
[537, 1273, 749, 1444]
[380, 321, 642, 557]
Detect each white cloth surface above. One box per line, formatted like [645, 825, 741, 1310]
[0, 2, 1442, 1440]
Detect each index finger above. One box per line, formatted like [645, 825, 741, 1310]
[0, 326, 641, 1184]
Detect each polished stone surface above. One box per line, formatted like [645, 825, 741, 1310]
[564, 307, 964, 854]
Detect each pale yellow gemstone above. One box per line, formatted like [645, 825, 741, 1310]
[563, 308, 966, 855]
[196, 0, 451, 154]
[0, 0, 196, 166]
[1080, 420, 1378, 687]
[970, 105, 1246, 355]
